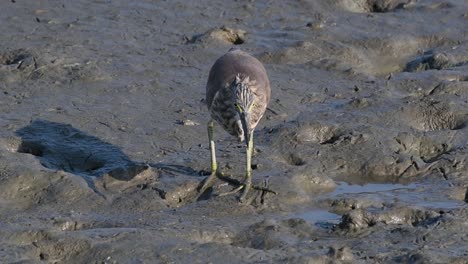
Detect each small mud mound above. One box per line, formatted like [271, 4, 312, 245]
[61, 61, 105, 82]
[266, 120, 341, 146]
[15, 120, 134, 177]
[232, 218, 316, 250]
[294, 122, 341, 144]
[337, 0, 410, 13]
[0, 49, 35, 67]
[148, 173, 200, 208]
[0, 49, 105, 83]
[96, 163, 202, 208]
[428, 79, 468, 96]
[290, 170, 336, 195]
[266, 113, 447, 184]
[395, 133, 451, 163]
[336, 207, 443, 233]
[285, 153, 306, 166]
[326, 247, 354, 262]
[403, 99, 466, 131]
[0, 49, 37, 82]
[187, 26, 246, 45]
[405, 52, 454, 72]
[366, 0, 410, 12]
[32, 235, 91, 262]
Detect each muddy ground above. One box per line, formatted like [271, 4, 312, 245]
[0, 0, 467, 263]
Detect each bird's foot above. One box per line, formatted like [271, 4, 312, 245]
[239, 182, 251, 203]
[215, 183, 250, 204]
[215, 177, 277, 204]
[197, 170, 223, 196]
[217, 185, 244, 197]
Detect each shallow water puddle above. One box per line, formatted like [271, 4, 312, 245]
[327, 182, 465, 209]
[415, 200, 465, 209]
[291, 181, 465, 228]
[330, 182, 419, 196]
[289, 183, 420, 228]
[329, 181, 465, 210]
[293, 209, 341, 229]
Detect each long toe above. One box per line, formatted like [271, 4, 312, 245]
[239, 182, 251, 203]
[198, 171, 218, 194]
[217, 185, 244, 197]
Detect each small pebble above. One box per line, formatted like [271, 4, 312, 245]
[181, 119, 199, 126]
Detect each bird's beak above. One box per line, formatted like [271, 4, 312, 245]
[240, 112, 251, 146]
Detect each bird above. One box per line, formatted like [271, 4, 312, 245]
[198, 48, 271, 202]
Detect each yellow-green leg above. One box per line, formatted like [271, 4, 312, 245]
[239, 132, 253, 202]
[198, 120, 218, 194]
[208, 120, 217, 173]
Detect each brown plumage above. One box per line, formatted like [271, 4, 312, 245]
[206, 48, 270, 142]
[199, 48, 271, 202]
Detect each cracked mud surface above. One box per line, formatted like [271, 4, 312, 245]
[0, 0, 467, 263]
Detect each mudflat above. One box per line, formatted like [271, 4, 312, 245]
[0, 0, 467, 263]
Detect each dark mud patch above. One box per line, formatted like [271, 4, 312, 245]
[0, 49, 35, 67]
[337, 0, 411, 13]
[285, 153, 306, 166]
[366, 0, 410, 13]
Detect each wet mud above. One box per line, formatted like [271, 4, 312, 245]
[0, 0, 467, 263]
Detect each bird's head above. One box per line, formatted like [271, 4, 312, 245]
[231, 74, 256, 145]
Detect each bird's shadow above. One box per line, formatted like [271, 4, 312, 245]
[15, 120, 139, 194]
[16, 120, 135, 175]
[15, 120, 204, 196]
